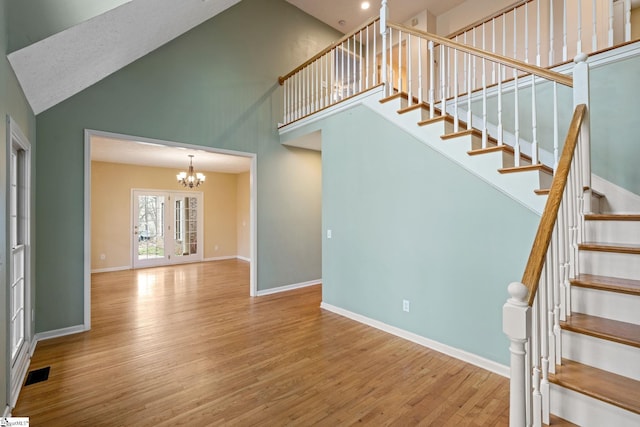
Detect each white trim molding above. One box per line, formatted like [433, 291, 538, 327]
[3, 405, 11, 417]
[320, 302, 509, 378]
[203, 256, 238, 262]
[236, 256, 251, 262]
[34, 325, 86, 342]
[91, 265, 132, 274]
[256, 279, 321, 297]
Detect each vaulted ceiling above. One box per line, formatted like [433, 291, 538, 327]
[7, 0, 472, 116]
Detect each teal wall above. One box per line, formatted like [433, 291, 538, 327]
[590, 55, 640, 195]
[34, 0, 339, 332]
[320, 105, 540, 365]
[0, 0, 37, 411]
[7, 0, 131, 52]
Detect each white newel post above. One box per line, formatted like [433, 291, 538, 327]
[503, 282, 532, 427]
[380, 0, 389, 96]
[573, 53, 591, 213]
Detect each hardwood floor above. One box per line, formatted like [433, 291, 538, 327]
[15, 260, 512, 426]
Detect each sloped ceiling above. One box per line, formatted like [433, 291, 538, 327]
[8, 0, 241, 115]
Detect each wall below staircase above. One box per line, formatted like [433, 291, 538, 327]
[319, 105, 540, 366]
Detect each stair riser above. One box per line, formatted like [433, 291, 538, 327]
[585, 220, 640, 245]
[561, 330, 640, 380]
[571, 286, 640, 325]
[550, 383, 640, 427]
[578, 251, 640, 281]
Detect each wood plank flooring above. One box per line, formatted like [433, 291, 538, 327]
[15, 260, 513, 426]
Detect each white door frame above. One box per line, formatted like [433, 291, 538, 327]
[83, 129, 258, 330]
[7, 115, 32, 408]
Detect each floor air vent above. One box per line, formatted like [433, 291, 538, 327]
[24, 366, 50, 386]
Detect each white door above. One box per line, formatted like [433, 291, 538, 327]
[132, 190, 203, 268]
[8, 119, 31, 407]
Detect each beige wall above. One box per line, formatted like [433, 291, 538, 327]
[91, 161, 248, 270]
[236, 172, 250, 260]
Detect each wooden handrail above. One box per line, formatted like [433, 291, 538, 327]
[521, 104, 587, 306]
[388, 22, 573, 88]
[278, 16, 380, 85]
[446, 0, 534, 40]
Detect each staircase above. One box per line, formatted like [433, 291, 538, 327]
[548, 214, 640, 426]
[373, 91, 640, 426]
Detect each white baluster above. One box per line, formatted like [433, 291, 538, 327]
[454, 49, 459, 132]
[429, 41, 435, 118]
[418, 37, 423, 104]
[563, 0, 568, 61]
[592, 0, 598, 52]
[608, 0, 614, 47]
[380, 17, 386, 93]
[497, 64, 503, 145]
[525, 2, 530, 63]
[553, 82, 559, 169]
[398, 30, 403, 93]
[389, 29, 394, 95]
[341, 42, 345, 100]
[472, 28, 477, 90]
[541, 251, 551, 425]
[624, 0, 632, 42]
[408, 35, 413, 106]
[536, 0, 541, 66]
[467, 52, 472, 128]
[514, 72, 520, 167]
[532, 285, 542, 427]
[514, 7, 518, 61]
[440, 46, 446, 117]
[482, 58, 488, 148]
[503, 13, 507, 79]
[464, 32, 468, 93]
[550, 0, 555, 66]
[492, 18, 497, 83]
[532, 75, 538, 164]
[346, 38, 351, 97]
[353, 34, 357, 95]
[503, 282, 531, 427]
[577, 0, 583, 54]
[574, 53, 591, 213]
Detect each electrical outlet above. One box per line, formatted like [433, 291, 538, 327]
[402, 299, 410, 312]
[327, 229, 332, 239]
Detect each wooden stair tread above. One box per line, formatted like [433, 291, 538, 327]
[379, 92, 406, 104]
[561, 312, 640, 348]
[549, 359, 640, 415]
[579, 242, 640, 254]
[585, 214, 640, 221]
[397, 102, 429, 114]
[571, 274, 640, 296]
[499, 163, 554, 175]
[535, 188, 550, 195]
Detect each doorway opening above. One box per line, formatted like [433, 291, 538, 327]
[83, 130, 257, 330]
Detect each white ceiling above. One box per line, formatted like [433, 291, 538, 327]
[285, 0, 466, 34]
[91, 135, 252, 174]
[8, 0, 242, 115]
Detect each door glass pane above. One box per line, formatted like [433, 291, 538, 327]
[174, 196, 198, 257]
[137, 195, 165, 260]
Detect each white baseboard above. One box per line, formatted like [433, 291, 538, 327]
[91, 265, 131, 273]
[34, 324, 86, 342]
[256, 279, 321, 296]
[320, 302, 509, 378]
[29, 336, 38, 357]
[203, 256, 238, 262]
[236, 255, 251, 262]
[3, 405, 11, 417]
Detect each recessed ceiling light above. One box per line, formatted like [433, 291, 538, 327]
[361, 2, 370, 10]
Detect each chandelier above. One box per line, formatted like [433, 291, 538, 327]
[177, 155, 205, 188]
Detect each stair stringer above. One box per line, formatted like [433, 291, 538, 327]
[362, 95, 547, 215]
